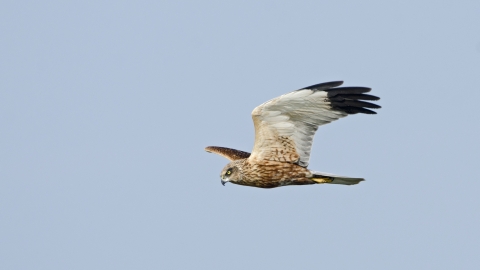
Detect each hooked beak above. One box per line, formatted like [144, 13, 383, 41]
[220, 176, 229, 186]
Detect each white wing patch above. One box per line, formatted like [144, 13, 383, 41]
[249, 89, 347, 167]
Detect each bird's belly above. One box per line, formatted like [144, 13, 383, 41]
[239, 162, 314, 188]
[236, 178, 315, 188]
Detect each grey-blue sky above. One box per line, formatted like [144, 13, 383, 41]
[1, 1, 479, 269]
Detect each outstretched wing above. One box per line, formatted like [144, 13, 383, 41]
[249, 81, 380, 167]
[205, 146, 251, 161]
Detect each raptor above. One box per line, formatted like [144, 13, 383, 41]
[205, 81, 380, 188]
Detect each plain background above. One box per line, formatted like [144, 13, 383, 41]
[1, 1, 480, 269]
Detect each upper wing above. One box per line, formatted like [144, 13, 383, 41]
[205, 146, 251, 161]
[249, 81, 380, 167]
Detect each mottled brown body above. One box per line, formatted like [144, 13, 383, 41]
[234, 159, 316, 188]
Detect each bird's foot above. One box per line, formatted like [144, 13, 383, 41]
[312, 177, 334, 184]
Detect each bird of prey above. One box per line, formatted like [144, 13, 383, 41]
[205, 81, 380, 188]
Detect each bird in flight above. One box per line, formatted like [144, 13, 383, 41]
[205, 81, 380, 188]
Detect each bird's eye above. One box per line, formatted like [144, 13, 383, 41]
[226, 169, 232, 175]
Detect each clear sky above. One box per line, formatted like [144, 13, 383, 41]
[1, 1, 480, 269]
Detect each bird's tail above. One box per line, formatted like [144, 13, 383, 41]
[310, 171, 364, 185]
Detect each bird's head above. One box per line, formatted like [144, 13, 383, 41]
[220, 162, 242, 186]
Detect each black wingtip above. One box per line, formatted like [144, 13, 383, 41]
[325, 84, 381, 115]
[298, 81, 381, 115]
[336, 106, 378, 114]
[331, 99, 381, 109]
[300, 81, 344, 91]
[336, 94, 380, 101]
[326, 87, 372, 95]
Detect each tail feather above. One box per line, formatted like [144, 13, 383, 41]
[311, 171, 364, 185]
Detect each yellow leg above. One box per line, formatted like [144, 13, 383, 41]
[312, 177, 334, 184]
